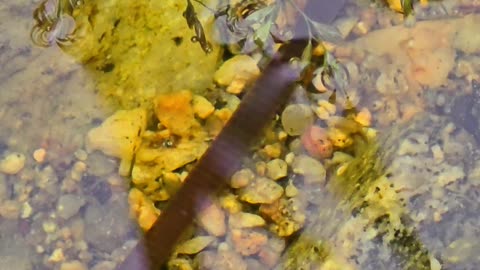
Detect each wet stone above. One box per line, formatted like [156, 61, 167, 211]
[82, 175, 112, 204]
[239, 177, 283, 204]
[266, 159, 288, 180]
[85, 152, 116, 177]
[84, 199, 130, 252]
[57, 194, 86, 220]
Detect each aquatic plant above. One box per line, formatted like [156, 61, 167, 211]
[31, 0, 81, 47]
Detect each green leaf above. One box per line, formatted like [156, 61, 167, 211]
[401, 0, 414, 16]
[323, 52, 349, 92]
[253, 22, 271, 48]
[244, 5, 275, 24]
[310, 20, 343, 44]
[301, 40, 312, 63]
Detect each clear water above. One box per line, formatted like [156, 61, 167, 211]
[1, 0, 480, 269]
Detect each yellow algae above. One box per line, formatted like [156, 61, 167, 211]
[63, 0, 221, 108]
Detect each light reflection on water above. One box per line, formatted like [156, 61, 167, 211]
[0, 0, 480, 269]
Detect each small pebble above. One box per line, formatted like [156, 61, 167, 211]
[292, 155, 326, 183]
[193, 95, 215, 119]
[21, 201, 33, 218]
[284, 152, 295, 165]
[197, 201, 226, 237]
[48, 248, 65, 263]
[60, 260, 87, 270]
[0, 152, 26, 174]
[176, 236, 216, 255]
[33, 148, 47, 163]
[354, 107, 372, 127]
[264, 143, 282, 159]
[229, 212, 266, 229]
[285, 182, 298, 197]
[0, 200, 21, 219]
[301, 126, 333, 159]
[43, 220, 57, 233]
[219, 193, 243, 214]
[277, 131, 288, 142]
[239, 177, 283, 204]
[71, 161, 87, 181]
[255, 161, 267, 176]
[74, 149, 88, 161]
[266, 159, 288, 180]
[230, 168, 254, 189]
[57, 194, 86, 219]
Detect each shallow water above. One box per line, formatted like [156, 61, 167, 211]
[1, 0, 480, 269]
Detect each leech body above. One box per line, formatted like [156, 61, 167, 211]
[116, 53, 300, 270]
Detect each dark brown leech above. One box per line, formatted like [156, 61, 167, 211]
[116, 47, 302, 270]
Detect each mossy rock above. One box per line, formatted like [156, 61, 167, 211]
[64, 0, 222, 108]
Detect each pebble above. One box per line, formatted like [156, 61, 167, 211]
[84, 200, 131, 252]
[229, 212, 266, 229]
[314, 100, 336, 120]
[74, 149, 88, 161]
[230, 168, 254, 188]
[21, 201, 33, 218]
[292, 155, 327, 183]
[193, 95, 215, 119]
[230, 228, 268, 256]
[48, 248, 65, 263]
[264, 143, 282, 159]
[354, 107, 372, 127]
[284, 152, 295, 165]
[176, 236, 216, 255]
[301, 126, 333, 159]
[214, 55, 260, 87]
[219, 193, 243, 214]
[285, 181, 298, 197]
[33, 148, 47, 163]
[255, 161, 267, 176]
[71, 161, 87, 181]
[57, 194, 86, 219]
[281, 104, 315, 136]
[0, 200, 21, 219]
[85, 152, 116, 177]
[239, 177, 283, 204]
[42, 220, 57, 233]
[0, 152, 26, 174]
[266, 159, 288, 180]
[197, 201, 226, 237]
[60, 260, 87, 270]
